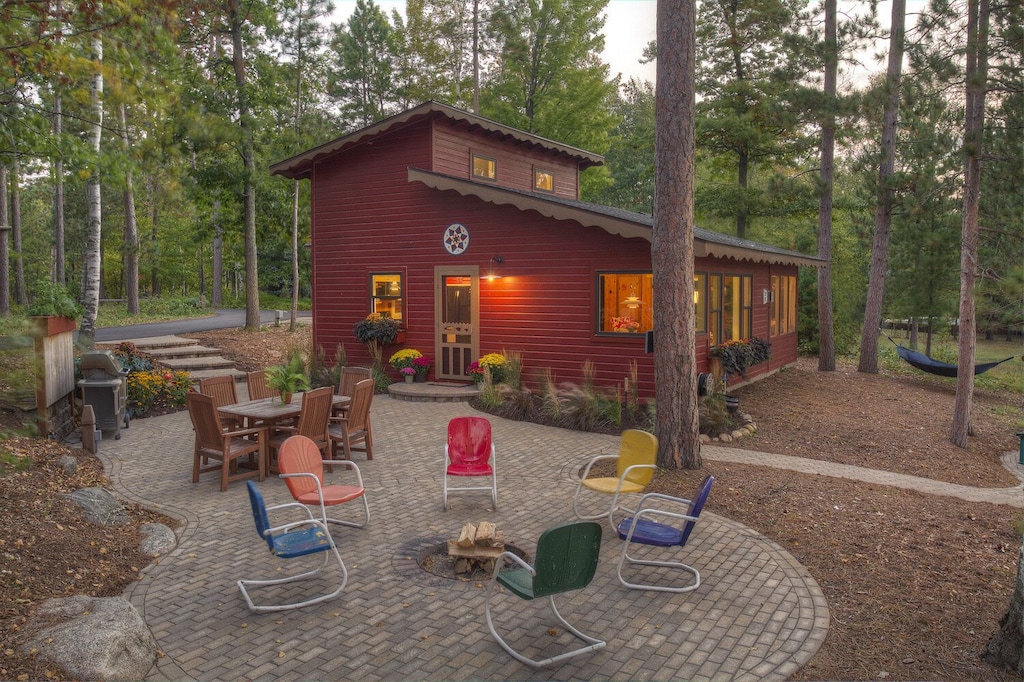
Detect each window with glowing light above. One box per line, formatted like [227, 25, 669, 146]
[770, 275, 797, 336]
[369, 272, 403, 322]
[597, 271, 709, 335]
[534, 168, 554, 192]
[472, 154, 496, 181]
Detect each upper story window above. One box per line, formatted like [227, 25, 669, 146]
[534, 168, 554, 192]
[370, 272, 403, 322]
[472, 154, 497, 181]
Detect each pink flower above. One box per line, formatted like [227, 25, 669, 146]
[400, 367, 416, 376]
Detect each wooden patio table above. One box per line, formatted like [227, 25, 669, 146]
[218, 393, 350, 474]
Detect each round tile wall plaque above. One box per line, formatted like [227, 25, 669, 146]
[443, 223, 469, 255]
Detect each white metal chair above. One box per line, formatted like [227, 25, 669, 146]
[237, 481, 348, 613]
[443, 416, 497, 510]
[484, 521, 605, 668]
[616, 475, 715, 593]
[572, 429, 658, 530]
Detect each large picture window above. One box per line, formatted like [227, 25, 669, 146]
[596, 272, 707, 335]
[370, 272, 403, 321]
[770, 275, 797, 336]
[597, 272, 652, 334]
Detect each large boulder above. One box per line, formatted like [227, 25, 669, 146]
[67, 487, 130, 526]
[138, 522, 176, 556]
[24, 595, 156, 681]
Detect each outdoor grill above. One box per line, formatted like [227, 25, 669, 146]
[78, 350, 129, 439]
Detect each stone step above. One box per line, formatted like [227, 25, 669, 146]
[109, 335, 201, 351]
[147, 345, 224, 361]
[161, 355, 237, 372]
[186, 368, 247, 383]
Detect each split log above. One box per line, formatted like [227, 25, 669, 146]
[475, 521, 496, 547]
[457, 523, 476, 548]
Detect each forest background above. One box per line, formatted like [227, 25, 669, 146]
[0, 0, 1020, 354]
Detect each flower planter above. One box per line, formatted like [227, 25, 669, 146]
[31, 315, 77, 337]
[404, 375, 414, 384]
[414, 373, 428, 383]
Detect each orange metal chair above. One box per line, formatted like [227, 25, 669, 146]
[268, 386, 333, 472]
[278, 435, 369, 528]
[187, 392, 264, 491]
[572, 429, 658, 530]
[246, 370, 280, 400]
[443, 416, 497, 510]
[328, 379, 374, 460]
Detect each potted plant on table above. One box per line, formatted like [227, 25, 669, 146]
[266, 352, 310, 404]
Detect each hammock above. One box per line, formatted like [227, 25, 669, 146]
[886, 335, 1016, 377]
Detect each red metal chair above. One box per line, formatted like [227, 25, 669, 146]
[277, 435, 369, 529]
[443, 416, 497, 510]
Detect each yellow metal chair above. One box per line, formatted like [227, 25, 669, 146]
[572, 429, 657, 530]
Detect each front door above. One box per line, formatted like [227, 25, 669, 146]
[435, 266, 479, 381]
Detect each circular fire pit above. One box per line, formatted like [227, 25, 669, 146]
[417, 540, 529, 580]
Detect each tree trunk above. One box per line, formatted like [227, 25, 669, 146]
[212, 200, 223, 306]
[857, 0, 905, 374]
[951, 0, 988, 448]
[736, 149, 748, 239]
[119, 103, 140, 315]
[11, 157, 26, 305]
[80, 34, 104, 344]
[52, 0, 66, 286]
[0, 164, 9, 316]
[290, 180, 300, 331]
[653, 0, 701, 470]
[148, 174, 161, 297]
[227, 0, 261, 331]
[816, 0, 837, 372]
[984, 537, 1024, 674]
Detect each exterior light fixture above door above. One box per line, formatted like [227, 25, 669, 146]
[485, 256, 504, 281]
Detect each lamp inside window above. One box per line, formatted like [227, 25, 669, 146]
[621, 284, 643, 309]
[485, 256, 504, 281]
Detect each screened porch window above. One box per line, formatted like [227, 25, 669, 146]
[370, 272, 403, 322]
[709, 273, 752, 345]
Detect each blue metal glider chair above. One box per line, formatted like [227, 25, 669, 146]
[485, 521, 606, 668]
[616, 475, 715, 593]
[238, 481, 349, 613]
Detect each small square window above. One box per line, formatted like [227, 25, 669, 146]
[370, 272, 403, 322]
[534, 169, 554, 192]
[472, 154, 496, 181]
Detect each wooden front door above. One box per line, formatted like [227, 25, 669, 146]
[434, 266, 479, 381]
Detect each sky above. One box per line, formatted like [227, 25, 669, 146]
[331, 0, 658, 83]
[331, 0, 925, 88]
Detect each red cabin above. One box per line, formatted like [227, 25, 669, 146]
[271, 101, 821, 396]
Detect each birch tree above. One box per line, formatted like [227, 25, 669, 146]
[79, 32, 104, 342]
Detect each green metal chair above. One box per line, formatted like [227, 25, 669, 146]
[484, 521, 606, 668]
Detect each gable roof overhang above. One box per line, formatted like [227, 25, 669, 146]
[270, 101, 605, 180]
[407, 168, 825, 268]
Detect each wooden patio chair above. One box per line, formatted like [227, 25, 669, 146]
[246, 370, 280, 400]
[199, 374, 241, 430]
[267, 387, 333, 472]
[187, 392, 264, 492]
[328, 379, 374, 460]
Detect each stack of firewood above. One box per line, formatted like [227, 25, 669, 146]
[448, 521, 504, 575]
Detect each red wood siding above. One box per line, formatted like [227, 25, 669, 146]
[430, 122, 580, 199]
[306, 117, 799, 397]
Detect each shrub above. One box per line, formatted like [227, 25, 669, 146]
[111, 342, 155, 374]
[309, 343, 345, 389]
[26, 281, 83, 319]
[469, 352, 509, 384]
[126, 370, 192, 414]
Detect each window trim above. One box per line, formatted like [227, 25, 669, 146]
[471, 153, 497, 182]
